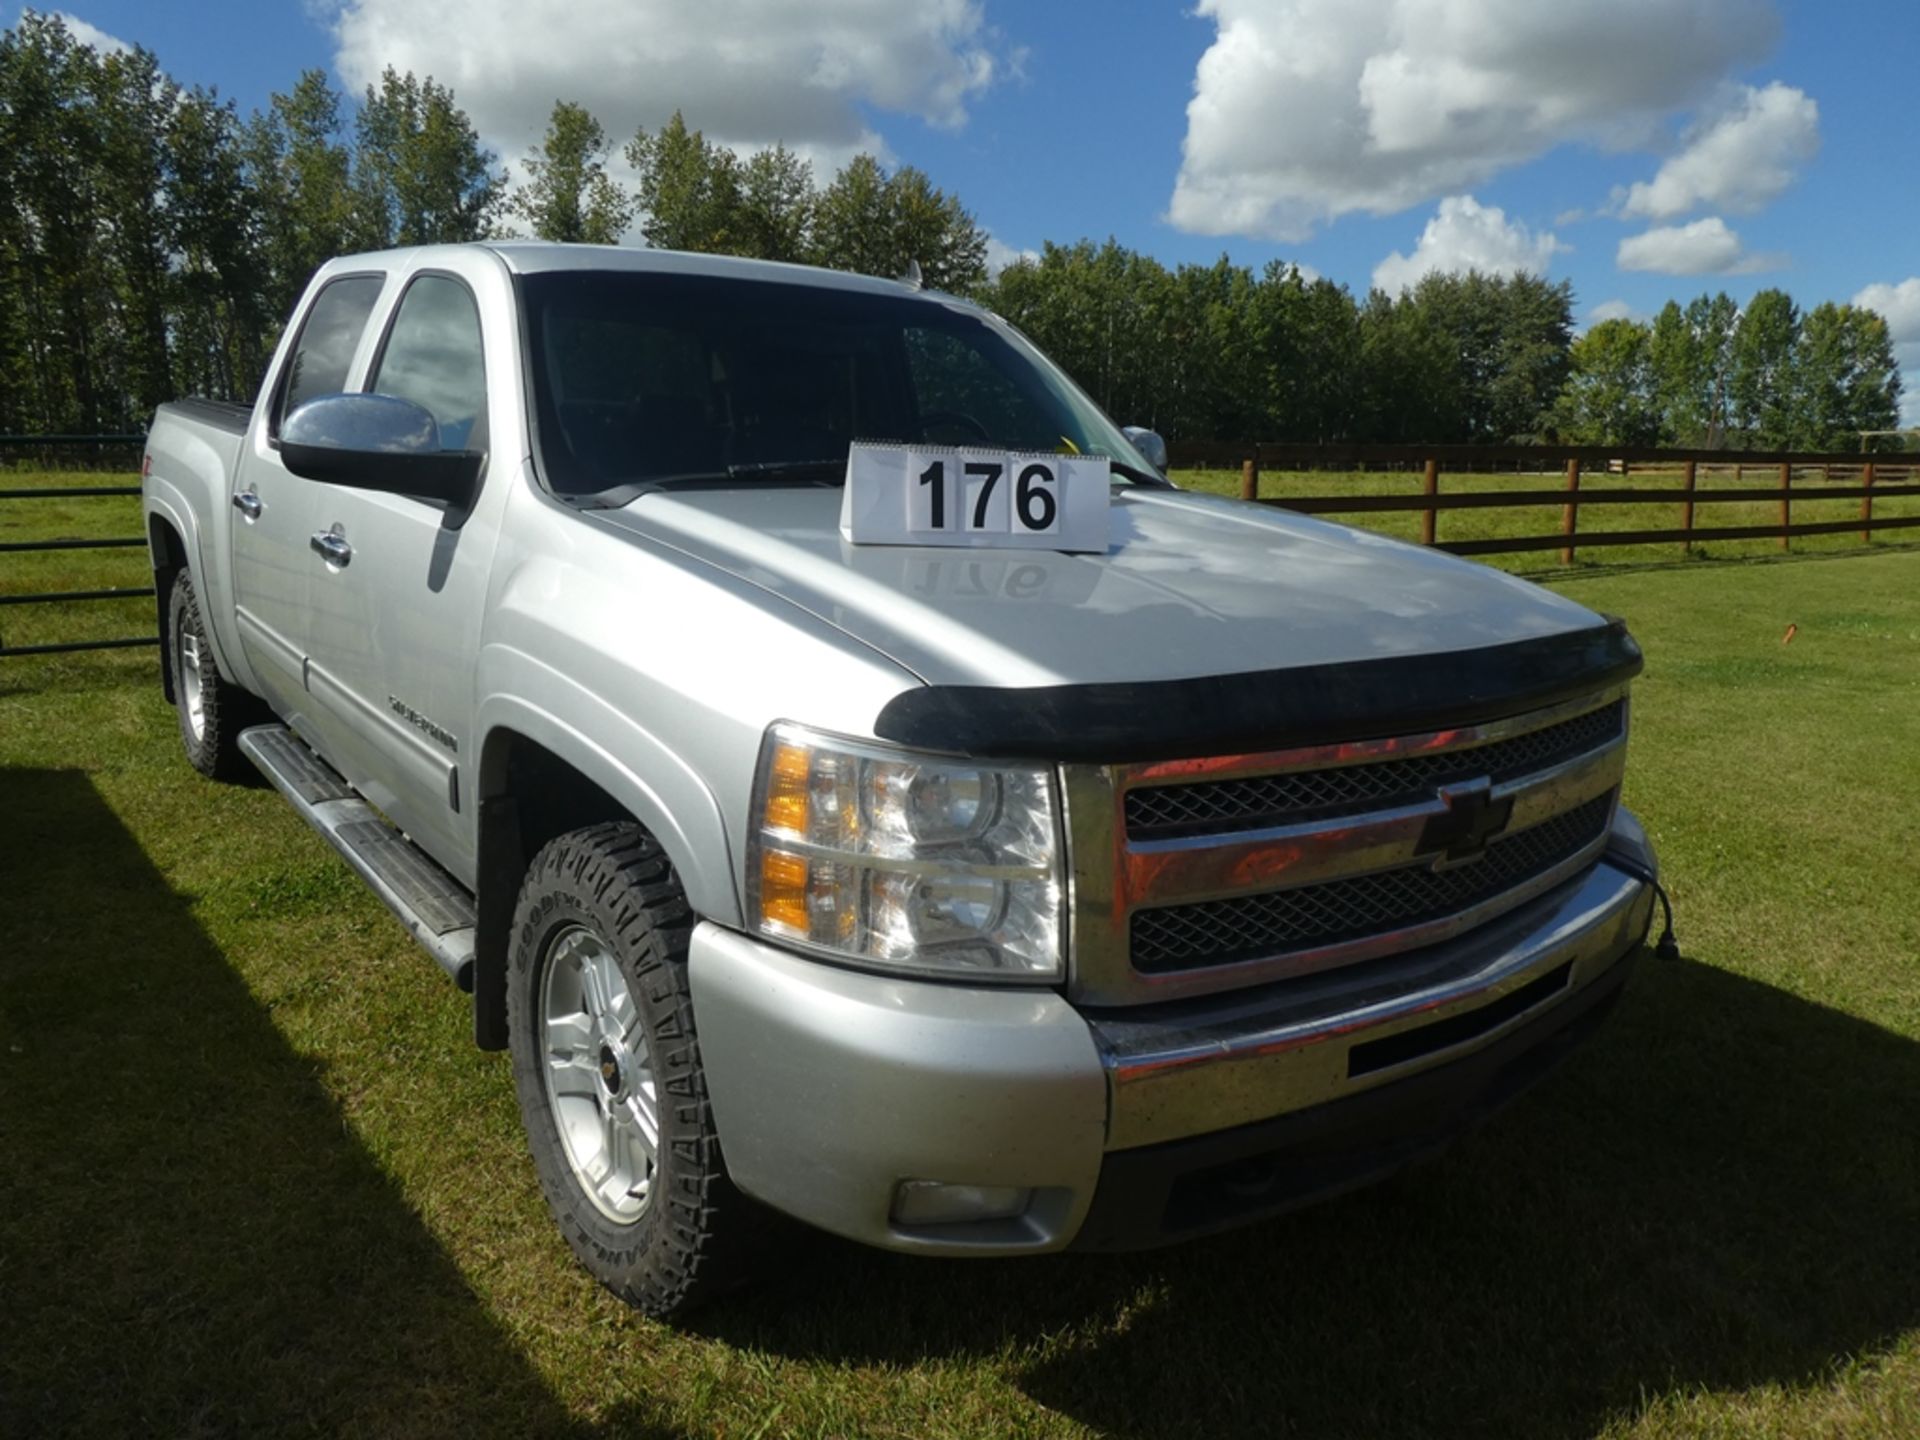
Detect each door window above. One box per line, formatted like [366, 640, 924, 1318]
[274, 274, 385, 435]
[370, 275, 487, 450]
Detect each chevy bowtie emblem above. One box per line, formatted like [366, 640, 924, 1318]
[1416, 779, 1514, 868]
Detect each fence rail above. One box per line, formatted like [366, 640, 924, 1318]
[1169, 442, 1920, 562]
[0, 432, 147, 471]
[0, 479, 156, 658]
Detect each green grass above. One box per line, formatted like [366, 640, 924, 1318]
[4, 471, 1920, 1437]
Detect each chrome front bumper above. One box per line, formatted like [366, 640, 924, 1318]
[689, 809, 1656, 1256]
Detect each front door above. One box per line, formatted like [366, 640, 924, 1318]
[299, 270, 498, 882]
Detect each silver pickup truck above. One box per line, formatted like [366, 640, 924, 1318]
[143, 242, 1660, 1317]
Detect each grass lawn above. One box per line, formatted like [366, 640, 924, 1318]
[3, 470, 1919, 1437]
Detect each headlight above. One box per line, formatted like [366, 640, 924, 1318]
[746, 723, 1062, 981]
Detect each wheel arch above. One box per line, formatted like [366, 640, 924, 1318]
[469, 713, 737, 1050]
[147, 511, 189, 702]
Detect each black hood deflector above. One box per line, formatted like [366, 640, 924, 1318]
[874, 618, 1643, 763]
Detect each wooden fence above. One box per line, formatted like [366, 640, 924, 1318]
[1169, 442, 1920, 563]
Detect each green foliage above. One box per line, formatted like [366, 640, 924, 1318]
[1552, 319, 1664, 445]
[624, 111, 744, 253]
[352, 67, 504, 248]
[736, 144, 815, 263]
[509, 101, 634, 245]
[1794, 302, 1901, 448]
[1728, 288, 1802, 447]
[0, 17, 503, 426]
[0, 10, 1903, 451]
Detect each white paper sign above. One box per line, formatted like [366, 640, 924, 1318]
[840, 442, 1111, 553]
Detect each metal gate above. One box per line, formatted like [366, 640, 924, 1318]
[0, 435, 156, 658]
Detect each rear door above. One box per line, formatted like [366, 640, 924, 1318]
[298, 264, 501, 880]
[229, 271, 386, 718]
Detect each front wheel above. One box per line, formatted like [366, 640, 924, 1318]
[506, 822, 767, 1318]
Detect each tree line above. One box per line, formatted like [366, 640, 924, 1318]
[0, 11, 1902, 450]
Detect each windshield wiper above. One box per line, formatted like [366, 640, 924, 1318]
[1107, 459, 1174, 488]
[572, 459, 846, 509]
[724, 458, 845, 480]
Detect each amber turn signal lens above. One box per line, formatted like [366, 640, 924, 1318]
[758, 848, 810, 933]
[764, 741, 811, 836]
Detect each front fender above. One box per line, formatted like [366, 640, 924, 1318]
[474, 659, 739, 926]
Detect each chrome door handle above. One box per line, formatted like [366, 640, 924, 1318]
[231, 491, 262, 520]
[309, 530, 352, 567]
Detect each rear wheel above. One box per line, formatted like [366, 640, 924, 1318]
[506, 822, 767, 1318]
[168, 569, 259, 781]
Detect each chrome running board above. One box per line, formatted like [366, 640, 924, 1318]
[239, 724, 476, 990]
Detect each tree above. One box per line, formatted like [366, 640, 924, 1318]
[808, 154, 893, 278]
[1794, 303, 1901, 448]
[735, 145, 814, 262]
[168, 87, 272, 400]
[354, 67, 503, 247]
[1648, 293, 1738, 445]
[245, 70, 364, 326]
[1401, 272, 1573, 442]
[1551, 319, 1663, 445]
[625, 112, 742, 253]
[509, 101, 634, 244]
[811, 156, 987, 293]
[89, 42, 175, 416]
[1355, 289, 1462, 444]
[1728, 289, 1801, 447]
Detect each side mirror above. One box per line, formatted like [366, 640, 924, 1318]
[281, 393, 481, 508]
[1121, 426, 1168, 474]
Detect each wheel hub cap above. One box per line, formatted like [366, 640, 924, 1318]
[538, 924, 658, 1224]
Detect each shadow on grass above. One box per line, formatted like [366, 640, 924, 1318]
[0, 769, 631, 1438]
[701, 953, 1920, 1438]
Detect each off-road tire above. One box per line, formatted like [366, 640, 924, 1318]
[168, 568, 260, 781]
[506, 822, 767, 1318]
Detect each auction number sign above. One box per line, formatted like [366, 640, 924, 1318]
[840, 442, 1111, 553]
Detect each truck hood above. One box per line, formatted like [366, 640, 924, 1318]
[597, 484, 1608, 689]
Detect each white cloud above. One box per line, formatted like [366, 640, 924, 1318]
[1588, 299, 1637, 324]
[51, 11, 131, 54]
[1168, 0, 1778, 241]
[1616, 217, 1782, 275]
[331, 0, 1002, 183]
[982, 234, 1038, 276]
[1854, 279, 1920, 426]
[1619, 82, 1818, 219]
[1371, 195, 1563, 294]
[1855, 279, 1920, 344]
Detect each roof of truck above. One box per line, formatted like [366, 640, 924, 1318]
[358, 240, 938, 300]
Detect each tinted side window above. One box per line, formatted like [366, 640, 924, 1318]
[370, 275, 487, 450]
[276, 275, 385, 433]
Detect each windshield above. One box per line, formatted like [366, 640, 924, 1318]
[521, 270, 1158, 496]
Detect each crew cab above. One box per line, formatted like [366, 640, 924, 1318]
[142, 242, 1660, 1316]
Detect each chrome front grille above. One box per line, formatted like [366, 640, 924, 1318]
[1124, 700, 1625, 839]
[1130, 792, 1615, 973]
[1062, 686, 1630, 1006]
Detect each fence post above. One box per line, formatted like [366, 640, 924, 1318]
[1240, 452, 1260, 502]
[1860, 461, 1876, 543]
[1560, 457, 1581, 565]
[1421, 457, 1440, 546]
[1680, 459, 1697, 556]
[1778, 461, 1792, 551]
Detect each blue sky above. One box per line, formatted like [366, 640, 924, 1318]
[38, 1, 1920, 416]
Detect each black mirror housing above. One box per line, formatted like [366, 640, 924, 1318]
[281, 392, 483, 507]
